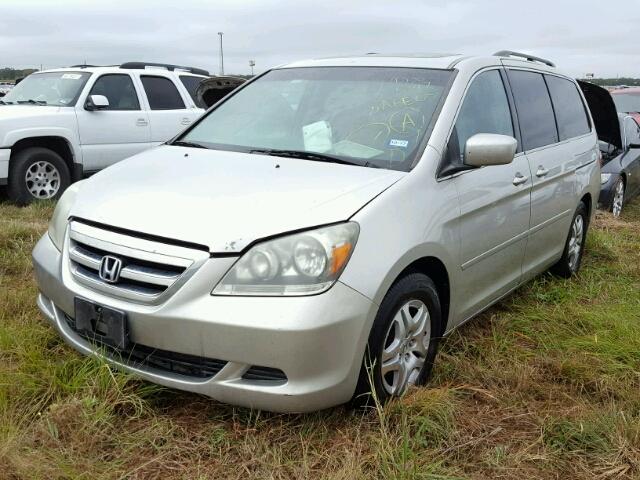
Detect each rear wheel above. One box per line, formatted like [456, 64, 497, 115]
[551, 202, 588, 278]
[351, 273, 442, 407]
[610, 178, 625, 217]
[7, 147, 70, 205]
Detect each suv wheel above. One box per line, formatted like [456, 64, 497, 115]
[551, 202, 588, 278]
[7, 147, 70, 205]
[610, 178, 625, 217]
[352, 272, 442, 407]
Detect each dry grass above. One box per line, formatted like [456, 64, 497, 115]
[0, 196, 639, 479]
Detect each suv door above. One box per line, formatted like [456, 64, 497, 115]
[138, 75, 196, 145]
[445, 69, 532, 320]
[507, 70, 594, 277]
[76, 73, 151, 171]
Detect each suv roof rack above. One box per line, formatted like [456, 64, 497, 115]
[493, 50, 555, 68]
[119, 62, 209, 76]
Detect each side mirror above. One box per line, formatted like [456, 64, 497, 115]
[464, 133, 517, 167]
[85, 94, 109, 111]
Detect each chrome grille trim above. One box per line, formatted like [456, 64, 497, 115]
[67, 221, 209, 304]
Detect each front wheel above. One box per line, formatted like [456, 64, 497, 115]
[610, 178, 625, 217]
[351, 273, 442, 407]
[7, 147, 71, 205]
[551, 202, 588, 278]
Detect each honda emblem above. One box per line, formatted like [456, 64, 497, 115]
[99, 255, 123, 283]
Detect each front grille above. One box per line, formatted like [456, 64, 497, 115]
[67, 221, 209, 304]
[65, 315, 227, 379]
[242, 365, 287, 382]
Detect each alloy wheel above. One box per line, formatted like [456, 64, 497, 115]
[567, 214, 584, 271]
[381, 298, 430, 396]
[612, 180, 624, 217]
[25, 160, 61, 199]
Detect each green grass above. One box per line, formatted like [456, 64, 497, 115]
[0, 197, 639, 479]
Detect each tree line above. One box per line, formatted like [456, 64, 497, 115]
[0, 67, 38, 81]
[579, 77, 640, 87]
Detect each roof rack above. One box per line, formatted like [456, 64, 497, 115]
[493, 50, 555, 68]
[119, 62, 209, 76]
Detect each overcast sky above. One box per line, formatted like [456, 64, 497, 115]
[1, 0, 639, 78]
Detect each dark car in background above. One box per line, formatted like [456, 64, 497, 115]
[579, 82, 640, 216]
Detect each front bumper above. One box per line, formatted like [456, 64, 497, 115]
[0, 148, 9, 184]
[32, 233, 377, 412]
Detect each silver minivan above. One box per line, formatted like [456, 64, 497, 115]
[33, 51, 601, 412]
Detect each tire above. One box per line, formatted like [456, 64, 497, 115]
[610, 177, 625, 218]
[7, 147, 70, 205]
[351, 272, 442, 408]
[551, 202, 588, 278]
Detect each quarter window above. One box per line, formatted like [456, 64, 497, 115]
[445, 70, 514, 168]
[89, 74, 140, 110]
[508, 70, 558, 150]
[141, 76, 185, 110]
[545, 75, 590, 140]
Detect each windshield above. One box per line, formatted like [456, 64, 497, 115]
[612, 92, 640, 113]
[2, 71, 91, 106]
[178, 67, 453, 171]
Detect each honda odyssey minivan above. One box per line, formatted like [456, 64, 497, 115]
[33, 51, 601, 412]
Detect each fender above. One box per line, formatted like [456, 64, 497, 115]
[3, 127, 82, 163]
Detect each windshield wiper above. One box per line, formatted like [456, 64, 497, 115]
[249, 148, 376, 168]
[171, 140, 209, 149]
[17, 99, 47, 105]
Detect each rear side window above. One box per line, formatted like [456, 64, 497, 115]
[508, 70, 558, 150]
[545, 75, 590, 140]
[140, 76, 185, 110]
[444, 70, 514, 169]
[89, 74, 140, 110]
[179, 75, 206, 108]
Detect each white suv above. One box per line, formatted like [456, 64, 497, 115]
[0, 62, 208, 204]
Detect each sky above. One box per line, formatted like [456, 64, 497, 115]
[1, 0, 639, 78]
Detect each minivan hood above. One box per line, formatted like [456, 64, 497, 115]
[578, 80, 622, 149]
[70, 146, 405, 253]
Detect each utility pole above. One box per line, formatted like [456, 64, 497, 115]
[218, 32, 224, 76]
[249, 60, 255, 76]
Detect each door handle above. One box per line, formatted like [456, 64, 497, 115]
[136, 118, 148, 126]
[181, 117, 191, 125]
[536, 166, 550, 177]
[512, 173, 528, 186]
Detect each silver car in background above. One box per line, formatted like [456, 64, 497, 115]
[32, 51, 600, 412]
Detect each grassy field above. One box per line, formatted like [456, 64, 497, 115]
[0, 198, 639, 480]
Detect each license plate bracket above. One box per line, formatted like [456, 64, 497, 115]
[74, 297, 129, 350]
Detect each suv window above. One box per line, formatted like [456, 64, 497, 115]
[508, 70, 558, 150]
[179, 75, 206, 108]
[141, 76, 185, 110]
[545, 75, 590, 140]
[445, 69, 514, 168]
[89, 74, 140, 110]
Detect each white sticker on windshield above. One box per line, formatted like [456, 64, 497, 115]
[61, 74, 82, 80]
[303, 120, 333, 153]
[389, 139, 409, 148]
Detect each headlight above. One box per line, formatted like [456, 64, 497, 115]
[48, 182, 83, 251]
[600, 173, 612, 185]
[213, 222, 359, 296]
